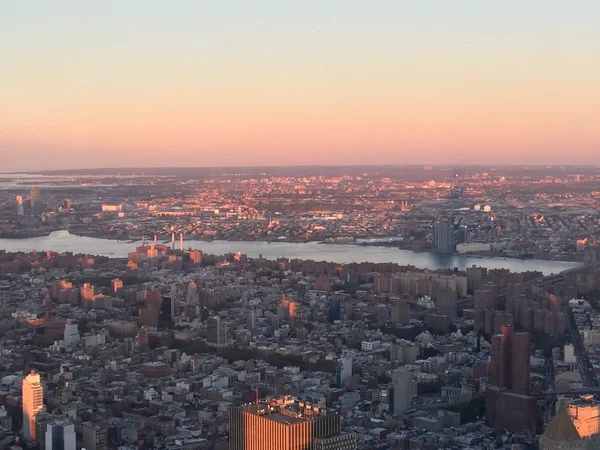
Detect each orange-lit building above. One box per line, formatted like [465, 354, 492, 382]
[229, 396, 353, 450]
[22, 370, 44, 441]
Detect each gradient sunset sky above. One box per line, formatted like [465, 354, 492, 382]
[1, 1, 599, 170]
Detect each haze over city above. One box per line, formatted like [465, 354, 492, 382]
[2, 0, 599, 170]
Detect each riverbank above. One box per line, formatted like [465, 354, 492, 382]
[0, 230, 582, 275]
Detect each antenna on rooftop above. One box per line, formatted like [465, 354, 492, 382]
[180, 233, 184, 251]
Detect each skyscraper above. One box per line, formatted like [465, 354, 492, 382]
[30, 185, 42, 214]
[328, 297, 341, 323]
[207, 316, 228, 345]
[486, 327, 536, 433]
[229, 397, 349, 450]
[433, 218, 455, 253]
[45, 419, 76, 450]
[489, 326, 531, 395]
[22, 370, 44, 441]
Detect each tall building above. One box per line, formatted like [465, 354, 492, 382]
[328, 297, 341, 323]
[390, 299, 410, 324]
[433, 218, 455, 253]
[30, 185, 42, 214]
[437, 290, 457, 318]
[82, 422, 107, 450]
[63, 319, 80, 348]
[390, 370, 416, 416]
[45, 419, 76, 450]
[457, 224, 468, 244]
[22, 370, 44, 441]
[229, 397, 350, 450]
[489, 326, 530, 395]
[336, 353, 353, 386]
[486, 327, 535, 432]
[111, 278, 123, 294]
[207, 316, 228, 345]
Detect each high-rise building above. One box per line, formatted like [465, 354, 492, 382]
[111, 278, 123, 294]
[22, 370, 44, 441]
[30, 186, 42, 214]
[82, 422, 107, 450]
[486, 327, 535, 433]
[63, 319, 80, 348]
[45, 419, 76, 450]
[457, 224, 468, 244]
[336, 353, 353, 386]
[433, 218, 455, 253]
[207, 316, 228, 345]
[437, 290, 457, 318]
[328, 297, 341, 323]
[229, 397, 350, 450]
[390, 298, 410, 324]
[390, 370, 416, 416]
[489, 326, 530, 394]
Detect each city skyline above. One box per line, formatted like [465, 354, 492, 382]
[1, 0, 599, 169]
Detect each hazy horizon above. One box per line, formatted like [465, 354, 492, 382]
[2, 0, 599, 170]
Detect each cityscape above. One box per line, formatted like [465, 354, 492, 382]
[0, 166, 599, 450]
[2, 1, 600, 450]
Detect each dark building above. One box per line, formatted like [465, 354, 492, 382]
[457, 224, 468, 244]
[433, 218, 455, 253]
[160, 296, 175, 322]
[328, 297, 341, 323]
[486, 326, 535, 432]
[437, 289, 457, 318]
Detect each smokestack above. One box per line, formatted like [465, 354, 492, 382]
[153, 234, 157, 245]
[171, 232, 175, 249]
[142, 235, 145, 246]
[179, 233, 184, 251]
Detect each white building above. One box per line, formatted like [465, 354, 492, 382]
[338, 353, 353, 384]
[45, 420, 76, 450]
[63, 320, 80, 348]
[565, 344, 577, 363]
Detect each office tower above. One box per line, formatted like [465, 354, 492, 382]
[229, 397, 344, 450]
[390, 370, 416, 416]
[45, 419, 76, 450]
[328, 297, 341, 323]
[111, 278, 123, 294]
[336, 353, 353, 386]
[457, 224, 468, 244]
[160, 296, 175, 322]
[63, 319, 80, 348]
[82, 422, 108, 450]
[433, 218, 455, 253]
[30, 185, 42, 214]
[207, 316, 228, 344]
[437, 289, 457, 318]
[22, 370, 44, 441]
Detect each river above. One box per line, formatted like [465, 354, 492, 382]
[0, 230, 581, 275]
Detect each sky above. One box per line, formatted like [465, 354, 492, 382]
[1, 1, 599, 170]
